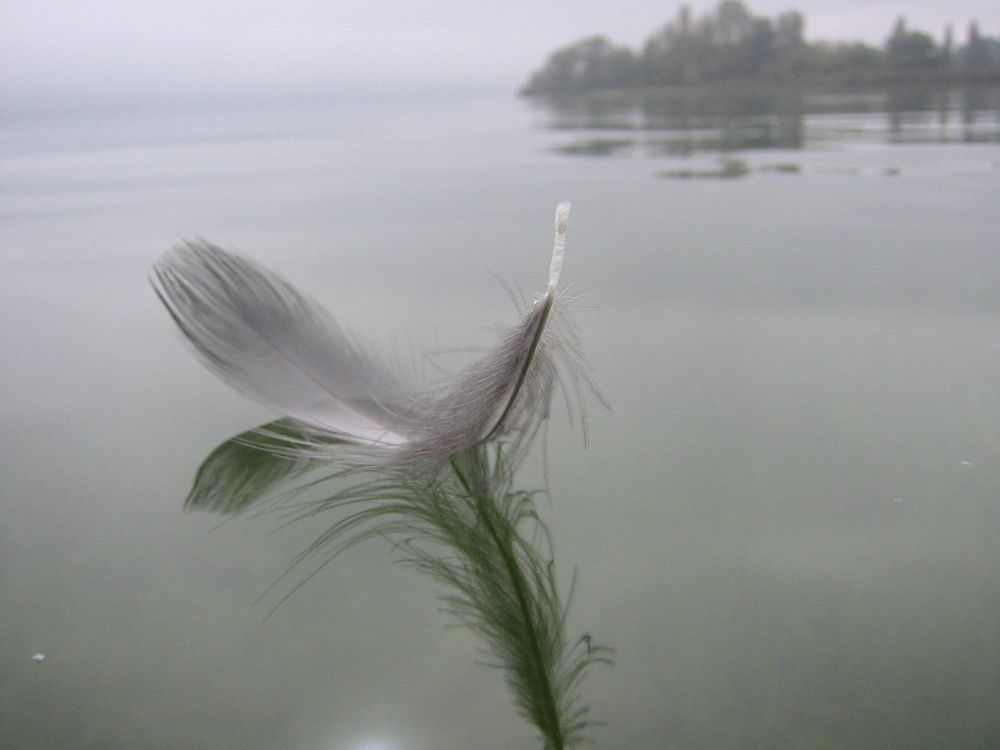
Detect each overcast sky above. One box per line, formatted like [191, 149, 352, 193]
[3, 1, 997, 111]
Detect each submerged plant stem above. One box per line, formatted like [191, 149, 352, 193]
[483, 292, 555, 444]
[451, 459, 565, 750]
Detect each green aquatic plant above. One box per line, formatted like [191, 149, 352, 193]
[152, 204, 609, 748]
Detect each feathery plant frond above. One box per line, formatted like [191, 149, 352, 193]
[153, 203, 610, 748]
[261, 442, 611, 749]
[183, 418, 341, 514]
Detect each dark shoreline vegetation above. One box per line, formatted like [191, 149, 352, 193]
[521, 0, 1000, 95]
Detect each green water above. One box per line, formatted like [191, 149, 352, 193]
[2, 87, 998, 749]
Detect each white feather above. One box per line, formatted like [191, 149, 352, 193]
[152, 204, 586, 467]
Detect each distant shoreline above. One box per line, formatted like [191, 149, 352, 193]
[520, 2, 1000, 97]
[522, 69, 1000, 97]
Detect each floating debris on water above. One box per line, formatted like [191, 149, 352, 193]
[959, 460, 973, 466]
[659, 157, 749, 180]
[553, 138, 634, 157]
[32, 653, 46, 663]
[760, 162, 801, 174]
[891, 497, 903, 503]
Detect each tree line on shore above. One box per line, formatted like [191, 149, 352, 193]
[521, 1, 1000, 95]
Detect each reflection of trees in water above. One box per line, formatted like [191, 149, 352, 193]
[886, 85, 1000, 141]
[886, 87, 938, 136]
[531, 85, 1000, 156]
[961, 84, 997, 126]
[641, 88, 805, 152]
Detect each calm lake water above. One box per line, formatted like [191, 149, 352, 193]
[2, 86, 999, 749]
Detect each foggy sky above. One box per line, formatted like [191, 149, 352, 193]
[3, 0, 996, 112]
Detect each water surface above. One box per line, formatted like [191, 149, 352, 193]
[2, 87, 999, 749]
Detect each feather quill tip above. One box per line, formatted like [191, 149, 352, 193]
[548, 201, 571, 293]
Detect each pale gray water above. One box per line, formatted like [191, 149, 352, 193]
[2, 88, 999, 749]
